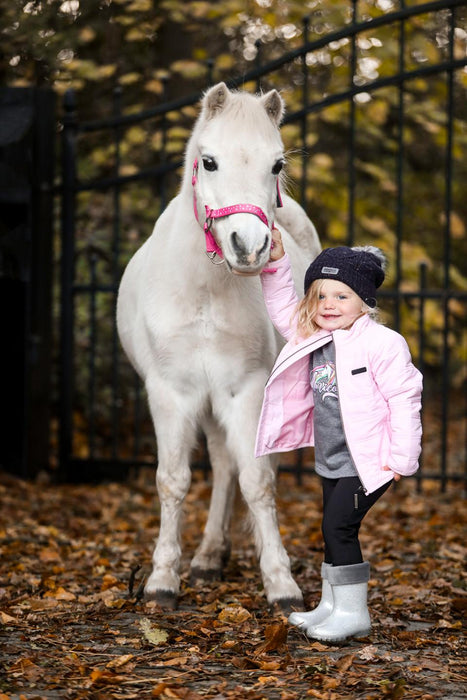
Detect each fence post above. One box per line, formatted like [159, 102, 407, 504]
[417, 262, 427, 492]
[394, 1, 406, 333]
[59, 89, 77, 480]
[300, 15, 310, 210]
[347, 0, 358, 246]
[111, 86, 123, 460]
[255, 39, 262, 92]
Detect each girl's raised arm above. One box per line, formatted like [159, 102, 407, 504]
[260, 228, 301, 341]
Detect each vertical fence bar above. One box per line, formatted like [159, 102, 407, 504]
[394, 0, 406, 333]
[206, 59, 214, 87]
[255, 40, 262, 92]
[417, 262, 427, 493]
[347, 0, 358, 246]
[88, 253, 98, 458]
[111, 87, 122, 460]
[440, 7, 456, 492]
[160, 76, 169, 212]
[59, 90, 77, 480]
[300, 15, 310, 211]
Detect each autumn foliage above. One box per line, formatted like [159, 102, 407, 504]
[0, 469, 465, 699]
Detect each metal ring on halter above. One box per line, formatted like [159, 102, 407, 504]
[205, 251, 225, 265]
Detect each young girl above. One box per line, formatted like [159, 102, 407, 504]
[255, 228, 423, 642]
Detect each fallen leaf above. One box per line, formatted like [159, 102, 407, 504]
[139, 617, 169, 645]
[106, 654, 134, 669]
[257, 675, 279, 684]
[357, 644, 379, 661]
[218, 605, 251, 624]
[257, 659, 281, 670]
[336, 653, 354, 673]
[44, 586, 76, 601]
[39, 547, 61, 563]
[160, 656, 188, 666]
[0, 611, 18, 624]
[255, 622, 288, 655]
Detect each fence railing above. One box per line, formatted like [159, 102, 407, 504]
[59, 0, 467, 491]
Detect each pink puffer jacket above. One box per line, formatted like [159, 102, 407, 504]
[255, 255, 423, 494]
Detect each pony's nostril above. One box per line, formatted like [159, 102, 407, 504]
[258, 236, 269, 257]
[231, 231, 244, 254]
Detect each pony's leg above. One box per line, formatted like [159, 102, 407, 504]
[144, 373, 198, 608]
[216, 377, 304, 613]
[190, 418, 236, 581]
[238, 454, 304, 611]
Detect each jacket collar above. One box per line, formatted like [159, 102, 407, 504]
[266, 315, 374, 386]
[333, 313, 373, 342]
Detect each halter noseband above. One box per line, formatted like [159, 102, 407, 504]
[191, 158, 282, 264]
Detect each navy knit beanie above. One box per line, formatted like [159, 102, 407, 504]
[304, 246, 386, 308]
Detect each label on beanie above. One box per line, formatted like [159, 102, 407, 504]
[321, 266, 339, 274]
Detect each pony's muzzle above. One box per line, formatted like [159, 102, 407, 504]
[230, 230, 270, 267]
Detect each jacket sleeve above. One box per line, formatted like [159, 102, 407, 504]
[371, 331, 423, 476]
[260, 254, 301, 342]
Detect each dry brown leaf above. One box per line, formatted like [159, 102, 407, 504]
[254, 621, 288, 655]
[0, 611, 18, 624]
[44, 586, 76, 601]
[322, 675, 340, 689]
[106, 653, 134, 669]
[161, 656, 188, 666]
[257, 659, 281, 670]
[218, 605, 251, 624]
[336, 653, 354, 673]
[39, 547, 61, 563]
[307, 689, 337, 699]
[258, 675, 279, 684]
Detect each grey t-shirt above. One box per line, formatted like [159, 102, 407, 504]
[310, 341, 358, 478]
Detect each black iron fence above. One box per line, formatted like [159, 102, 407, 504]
[59, 0, 466, 490]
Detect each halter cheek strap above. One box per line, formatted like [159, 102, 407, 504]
[192, 158, 282, 265]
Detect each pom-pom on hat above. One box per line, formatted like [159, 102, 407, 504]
[304, 245, 386, 308]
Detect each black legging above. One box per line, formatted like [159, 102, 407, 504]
[321, 475, 392, 566]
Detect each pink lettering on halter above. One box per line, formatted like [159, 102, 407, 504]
[191, 159, 280, 268]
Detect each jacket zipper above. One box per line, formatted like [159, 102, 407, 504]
[333, 340, 368, 496]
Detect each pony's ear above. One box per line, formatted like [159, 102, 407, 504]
[261, 90, 284, 126]
[203, 82, 230, 119]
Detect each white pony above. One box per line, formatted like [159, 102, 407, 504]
[117, 82, 321, 611]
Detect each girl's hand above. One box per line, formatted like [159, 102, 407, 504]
[270, 226, 285, 261]
[382, 465, 401, 481]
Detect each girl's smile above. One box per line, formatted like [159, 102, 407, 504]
[316, 279, 364, 331]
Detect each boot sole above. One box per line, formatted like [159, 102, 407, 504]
[307, 627, 371, 642]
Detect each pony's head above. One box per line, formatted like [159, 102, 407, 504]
[188, 82, 285, 275]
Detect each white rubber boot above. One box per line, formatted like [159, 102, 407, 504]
[288, 563, 333, 628]
[305, 562, 371, 642]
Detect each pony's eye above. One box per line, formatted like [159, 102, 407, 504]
[272, 159, 284, 175]
[202, 157, 217, 172]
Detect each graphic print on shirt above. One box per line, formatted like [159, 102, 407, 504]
[311, 361, 338, 402]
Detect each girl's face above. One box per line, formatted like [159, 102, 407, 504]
[315, 279, 364, 331]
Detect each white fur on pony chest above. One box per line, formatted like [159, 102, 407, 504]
[142, 266, 277, 389]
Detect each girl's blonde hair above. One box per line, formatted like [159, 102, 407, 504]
[294, 279, 380, 339]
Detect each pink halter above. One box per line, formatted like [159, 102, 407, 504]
[191, 159, 282, 263]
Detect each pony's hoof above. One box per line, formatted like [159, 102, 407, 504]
[190, 566, 223, 584]
[271, 596, 305, 615]
[145, 589, 178, 610]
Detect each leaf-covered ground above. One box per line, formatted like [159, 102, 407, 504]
[0, 468, 465, 700]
